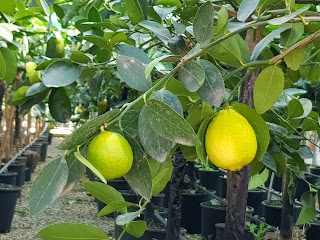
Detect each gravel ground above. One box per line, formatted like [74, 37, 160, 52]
[0, 137, 114, 240]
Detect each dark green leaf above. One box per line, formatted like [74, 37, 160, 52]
[125, 134, 152, 200]
[144, 99, 201, 146]
[30, 157, 68, 216]
[248, 168, 269, 190]
[197, 59, 225, 107]
[280, 23, 304, 47]
[70, 51, 91, 64]
[117, 55, 152, 91]
[58, 110, 121, 150]
[178, 61, 205, 92]
[38, 223, 111, 240]
[287, 98, 303, 120]
[49, 87, 72, 123]
[268, 5, 310, 25]
[196, 116, 213, 165]
[193, 1, 214, 47]
[125, 221, 147, 238]
[26, 82, 48, 97]
[42, 60, 81, 88]
[284, 46, 305, 71]
[0, 47, 17, 83]
[12, 86, 30, 106]
[150, 89, 183, 116]
[121, 110, 140, 139]
[151, 168, 172, 196]
[88, 6, 101, 22]
[139, 20, 171, 44]
[232, 103, 270, 161]
[116, 44, 150, 64]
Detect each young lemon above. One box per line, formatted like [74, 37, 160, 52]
[87, 131, 133, 180]
[205, 108, 257, 171]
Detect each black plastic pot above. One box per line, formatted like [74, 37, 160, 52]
[247, 189, 267, 216]
[306, 222, 320, 240]
[15, 156, 27, 164]
[120, 190, 139, 204]
[86, 168, 95, 181]
[216, 176, 227, 198]
[198, 168, 221, 191]
[215, 223, 255, 240]
[200, 201, 254, 239]
[114, 223, 186, 240]
[22, 151, 39, 173]
[262, 200, 301, 227]
[181, 191, 212, 234]
[108, 179, 130, 191]
[38, 142, 49, 162]
[25, 167, 31, 182]
[296, 174, 320, 200]
[272, 175, 282, 192]
[0, 183, 21, 233]
[0, 171, 17, 185]
[310, 166, 320, 176]
[28, 145, 41, 155]
[8, 163, 26, 186]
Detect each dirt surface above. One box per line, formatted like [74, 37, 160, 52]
[0, 137, 114, 240]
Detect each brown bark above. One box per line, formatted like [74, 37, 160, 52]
[27, 111, 31, 144]
[224, 29, 263, 240]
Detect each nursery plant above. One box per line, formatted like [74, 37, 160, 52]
[1, 0, 320, 239]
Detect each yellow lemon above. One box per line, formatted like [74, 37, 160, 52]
[26, 62, 41, 84]
[87, 131, 133, 180]
[205, 108, 257, 171]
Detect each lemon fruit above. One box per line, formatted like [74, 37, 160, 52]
[205, 108, 257, 171]
[87, 131, 133, 180]
[26, 62, 41, 84]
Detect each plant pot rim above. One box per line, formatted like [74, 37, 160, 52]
[200, 201, 227, 210]
[182, 190, 214, 196]
[198, 168, 219, 172]
[9, 162, 26, 167]
[0, 171, 18, 176]
[0, 183, 21, 191]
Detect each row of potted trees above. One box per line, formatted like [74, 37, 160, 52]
[0, 129, 51, 233]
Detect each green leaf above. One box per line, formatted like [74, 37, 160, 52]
[125, 134, 152, 200]
[268, 5, 310, 25]
[287, 98, 304, 120]
[70, 51, 91, 64]
[14, 9, 35, 20]
[145, 55, 174, 78]
[42, 60, 81, 88]
[151, 168, 172, 196]
[193, 1, 214, 47]
[144, 99, 201, 146]
[178, 61, 205, 92]
[58, 110, 121, 150]
[29, 157, 68, 216]
[284, 46, 305, 71]
[253, 65, 284, 114]
[88, 6, 101, 22]
[82, 181, 124, 204]
[53, 4, 64, 20]
[125, 0, 147, 25]
[149, 89, 183, 116]
[296, 191, 316, 225]
[125, 221, 147, 238]
[196, 116, 213, 165]
[248, 168, 269, 190]
[0, 0, 16, 14]
[186, 101, 214, 131]
[153, 6, 177, 19]
[74, 150, 107, 184]
[197, 59, 225, 107]
[0, 25, 13, 42]
[207, 35, 248, 68]
[98, 201, 136, 217]
[49, 87, 72, 123]
[157, 0, 181, 8]
[237, 0, 259, 22]
[116, 44, 150, 64]
[280, 23, 304, 47]
[116, 208, 144, 225]
[117, 55, 152, 91]
[12, 86, 30, 106]
[216, 6, 228, 35]
[26, 82, 48, 97]
[231, 103, 270, 161]
[138, 112, 173, 162]
[139, 20, 171, 44]
[297, 98, 312, 119]
[63, 150, 86, 195]
[38, 223, 111, 240]
[121, 110, 140, 139]
[0, 47, 17, 83]
[251, 25, 291, 61]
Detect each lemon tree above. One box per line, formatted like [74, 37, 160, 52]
[6, 0, 319, 239]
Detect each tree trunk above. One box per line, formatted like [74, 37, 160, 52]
[166, 150, 186, 240]
[224, 27, 263, 239]
[280, 166, 295, 239]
